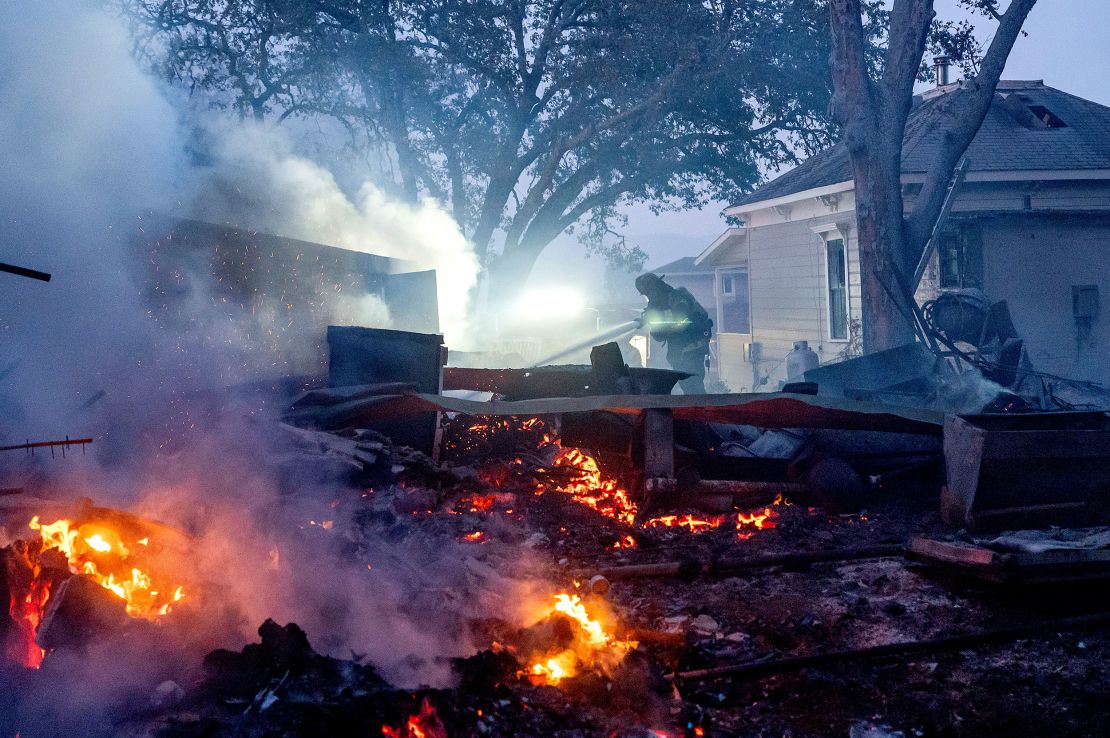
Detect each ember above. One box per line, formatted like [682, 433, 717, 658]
[643, 514, 727, 532]
[541, 446, 638, 525]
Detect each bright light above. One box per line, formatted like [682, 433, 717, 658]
[514, 287, 587, 321]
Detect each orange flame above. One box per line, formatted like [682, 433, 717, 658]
[526, 593, 637, 685]
[28, 516, 185, 620]
[382, 697, 446, 738]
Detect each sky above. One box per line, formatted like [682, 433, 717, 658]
[528, 0, 1110, 295]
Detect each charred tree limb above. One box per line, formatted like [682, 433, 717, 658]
[675, 610, 1110, 684]
[904, 0, 1038, 257]
[0, 262, 51, 282]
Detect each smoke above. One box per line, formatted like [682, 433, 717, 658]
[0, 0, 511, 723]
[188, 120, 479, 348]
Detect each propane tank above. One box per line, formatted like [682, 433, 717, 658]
[786, 340, 819, 380]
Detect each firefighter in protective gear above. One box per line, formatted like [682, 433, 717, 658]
[635, 272, 713, 394]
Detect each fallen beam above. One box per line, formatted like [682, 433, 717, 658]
[584, 544, 905, 581]
[674, 610, 1110, 684]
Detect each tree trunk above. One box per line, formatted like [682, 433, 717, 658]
[484, 240, 549, 311]
[850, 149, 919, 353]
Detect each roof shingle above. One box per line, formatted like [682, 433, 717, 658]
[731, 81, 1110, 208]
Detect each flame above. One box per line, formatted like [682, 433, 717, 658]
[7, 573, 51, 668]
[382, 697, 446, 738]
[28, 516, 185, 620]
[462, 495, 495, 512]
[526, 593, 637, 685]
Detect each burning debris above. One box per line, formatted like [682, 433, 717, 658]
[2, 506, 192, 670]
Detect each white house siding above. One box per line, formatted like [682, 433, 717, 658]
[717, 333, 751, 390]
[708, 194, 860, 391]
[981, 214, 1110, 386]
[746, 215, 862, 389]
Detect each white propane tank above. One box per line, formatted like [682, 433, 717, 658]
[786, 340, 820, 380]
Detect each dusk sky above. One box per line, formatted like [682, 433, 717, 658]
[531, 0, 1110, 293]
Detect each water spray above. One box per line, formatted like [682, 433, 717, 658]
[529, 320, 642, 367]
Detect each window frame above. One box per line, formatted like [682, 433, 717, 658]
[823, 235, 850, 342]
[715, 267, 751, 335]
[938, 221, 984, 290]
[720, 273, 735, 296]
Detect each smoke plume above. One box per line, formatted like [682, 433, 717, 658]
[0, 0, 507, 719]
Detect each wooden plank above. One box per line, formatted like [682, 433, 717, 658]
[907, 536, 1007, 568]
[642, 408, 675, 479]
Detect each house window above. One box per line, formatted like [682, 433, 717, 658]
[938, 222, 983, 289]
[825, 237, 849, 340]
[718, 269, 750, 334]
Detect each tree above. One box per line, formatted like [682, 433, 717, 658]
[126, 0, 860, 305]
[828, 0, 1037, 352]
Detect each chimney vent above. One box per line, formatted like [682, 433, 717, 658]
[934, 56, 950, 87]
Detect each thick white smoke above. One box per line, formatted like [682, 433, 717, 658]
[0, 0, 479, 433]
[190, 121, 479, 348]
[0, 0, 497, 704]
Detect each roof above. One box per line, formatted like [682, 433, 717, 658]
[646, 255, 715, 275]
[695, 227, 747, 266]
[729, 81, 1110, 211]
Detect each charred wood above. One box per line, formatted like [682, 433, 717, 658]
[675, 611, 1110, 684]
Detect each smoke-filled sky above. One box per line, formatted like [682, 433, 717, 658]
[534, 0, 1110, 286]
[0, 0, 481, 441]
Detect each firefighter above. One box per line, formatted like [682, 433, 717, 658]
[634, 272, 712, 394]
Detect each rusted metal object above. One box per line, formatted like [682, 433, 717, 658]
[942, 411, 1110, 529]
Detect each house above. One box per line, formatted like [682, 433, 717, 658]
[697, 79, 1110, 392]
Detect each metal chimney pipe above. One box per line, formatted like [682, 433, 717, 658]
[934, 56, 950, 87]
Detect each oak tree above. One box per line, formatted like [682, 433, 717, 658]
[828, 0, 1037, 351]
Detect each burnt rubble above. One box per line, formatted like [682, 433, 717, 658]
[7, 385, 1110, 736]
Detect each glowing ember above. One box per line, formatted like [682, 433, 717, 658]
[28, 516, 185, 620]
[461, 530, 486, 542]
[462, 495, 495, 512]
[610, 534, 638, 549]
[541, 447, 638, 525]
[526, 593, 637, 685]
[382, 697, 446, 738]
[643, 513, 728, 532]
[735, 494, 788, 540]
